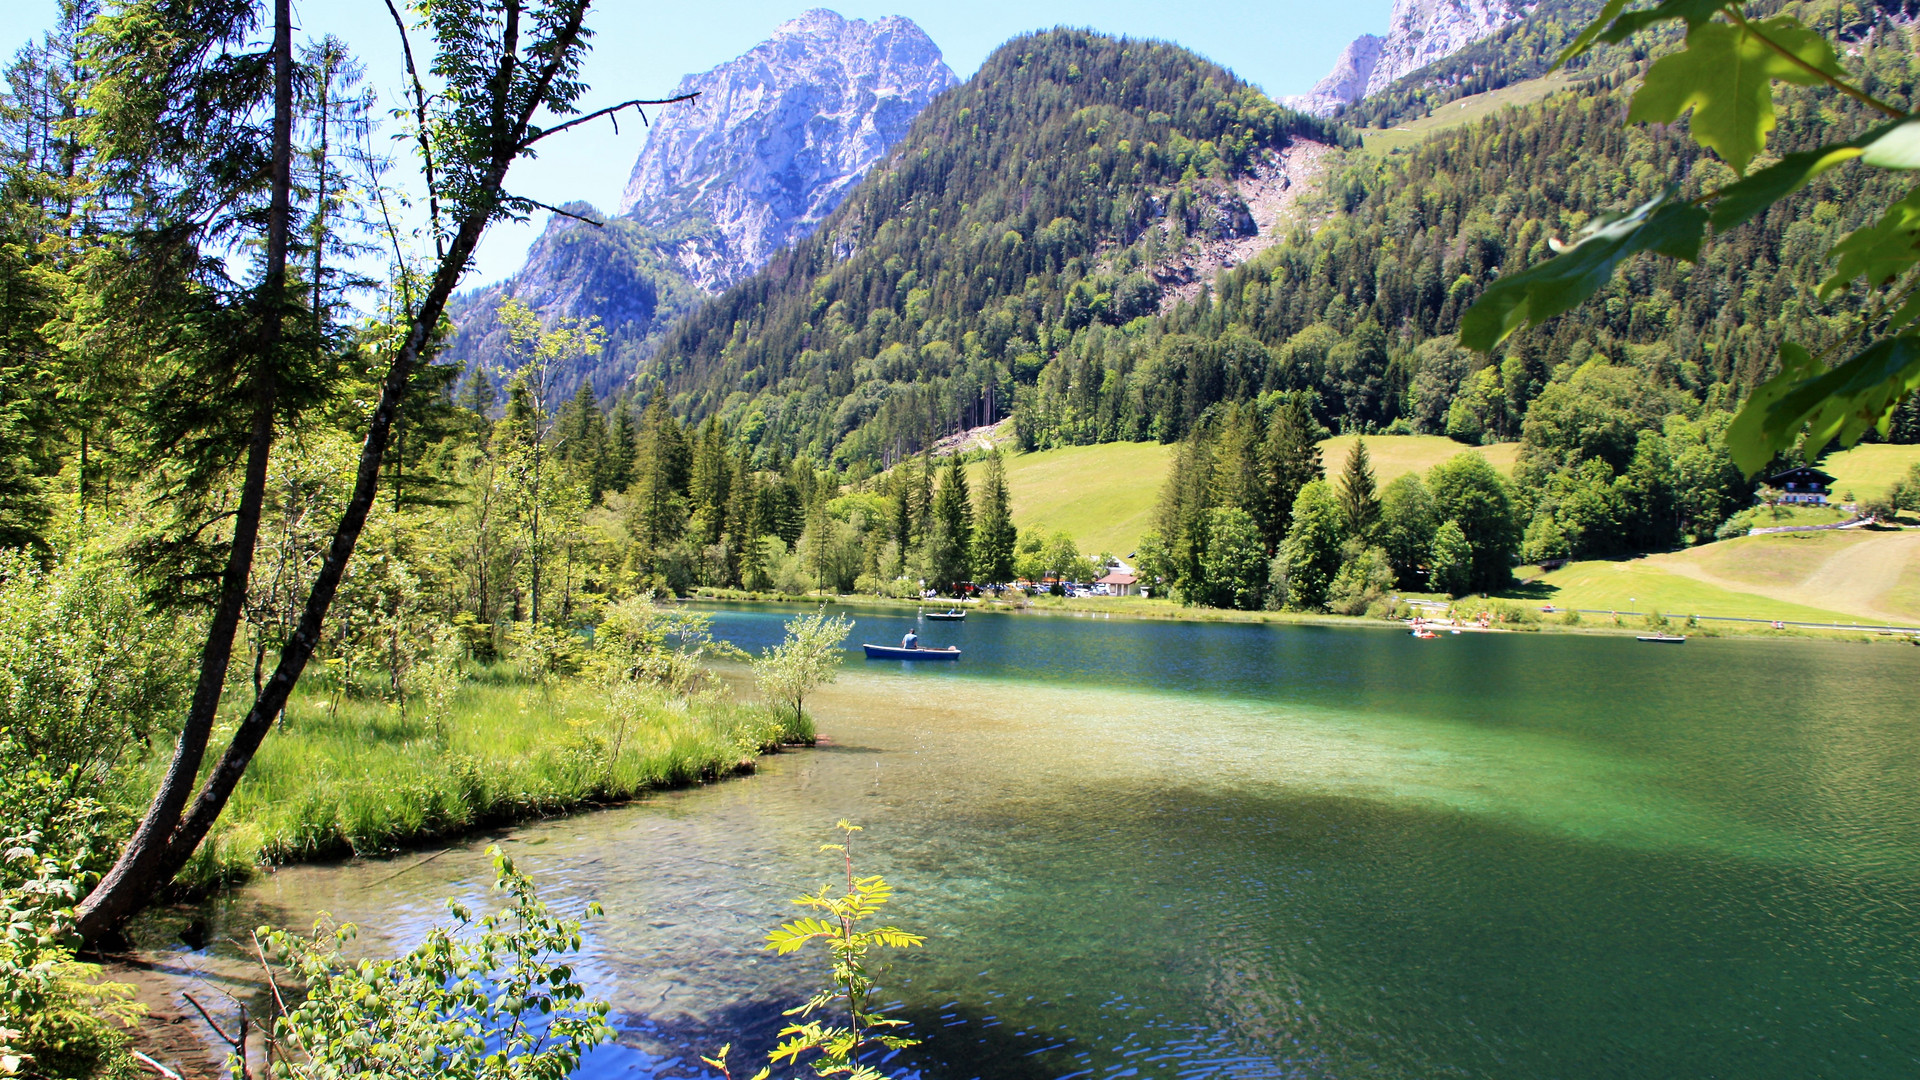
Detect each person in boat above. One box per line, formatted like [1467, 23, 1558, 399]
[901, 629, 919, 650]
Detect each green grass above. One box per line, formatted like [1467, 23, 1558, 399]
[966, 441, 1175, 558]
[1505, 528, 1920, 626]
[966, 435, 1517, 557]
[1360, 71, 1580, 154]
[1506, 558, 1871, 624]
[1320, 434, 1518, 486]
[1820, 443, 1920, 501]
[176, 670, 800, 892]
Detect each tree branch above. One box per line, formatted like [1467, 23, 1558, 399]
[1726, 9, 1909, 119]
[520, 92, 698, 149]
[382, 0, 443, 258]
[506, 194, 605, 226]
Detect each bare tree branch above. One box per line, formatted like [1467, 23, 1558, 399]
[521, 92, 698, 148]
[506, 194, 605, 226]
[382, 0, 442, 258]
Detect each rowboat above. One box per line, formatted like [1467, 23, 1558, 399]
[923, 609, 967, 621]
[861, 644, 961, 660]
[1636, 634, 1687, 644]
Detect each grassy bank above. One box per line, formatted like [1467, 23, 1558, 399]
[175, 669, 799, 893]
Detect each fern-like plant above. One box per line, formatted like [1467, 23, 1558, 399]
[707, 821, 925, 1080]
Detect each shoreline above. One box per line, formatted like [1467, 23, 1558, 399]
[685, 587, 1920, 644]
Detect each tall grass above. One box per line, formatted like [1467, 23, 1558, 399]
[176, 667, 803, 893]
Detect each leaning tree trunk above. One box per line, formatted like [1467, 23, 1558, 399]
[76, 0, 296, 941]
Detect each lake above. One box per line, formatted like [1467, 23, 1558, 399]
[160, 604, 1920, 1078]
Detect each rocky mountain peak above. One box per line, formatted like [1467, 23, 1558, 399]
[444, 9, 955, 401]
[1284, 0, 1532, 116]
[616, 8, 957, 290]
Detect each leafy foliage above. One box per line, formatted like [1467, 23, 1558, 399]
[259, 847, 613, 1080]
[712, 821, 924, 1080]
[750, 610, 853, 732]
[1462, 0, 1920, 472]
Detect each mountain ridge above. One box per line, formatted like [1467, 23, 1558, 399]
[441, 9, 956, 403]
[1284, 0, 1534, 116]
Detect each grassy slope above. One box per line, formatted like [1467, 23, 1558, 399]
[1820, 443, 1920, 500]
[1508, 528, 1920, 625]
[1359, 71, 1579, 154]
[971, 435, 1518, 556]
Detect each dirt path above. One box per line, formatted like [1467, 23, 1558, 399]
[1656, 530, 1920, 623]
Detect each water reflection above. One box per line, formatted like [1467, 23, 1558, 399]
[139, 609, 1920, 1079]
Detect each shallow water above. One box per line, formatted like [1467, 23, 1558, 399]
[155, 605, 1920, 1078]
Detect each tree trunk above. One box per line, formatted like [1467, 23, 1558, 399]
[75, 0, 295, 942]
[77, 0, 600, 945]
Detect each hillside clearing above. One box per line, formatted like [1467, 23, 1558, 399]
[1819, 443, 1920, 501]
[966, 435, 1517, 556]
[1360, 71, 1580, 154]
[1509, 528, 1920, 626]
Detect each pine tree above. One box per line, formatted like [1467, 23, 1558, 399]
[972, 450, 1017, 584]
[1259, 396, 1322, 551]
[687, 420, 730, 548]
[604, 404, 638, 494]
[1337, 437, 1380, 541]
[928, 454, 973, 592]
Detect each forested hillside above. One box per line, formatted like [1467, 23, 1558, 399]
[646, 29, 1349, 466]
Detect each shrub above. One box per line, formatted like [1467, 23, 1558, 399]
[259, 848, 612, 1080]
[1327, 544, 1395, 616]
[0, 769, 141, 1080]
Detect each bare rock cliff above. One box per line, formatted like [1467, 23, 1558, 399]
[444, 9, 956, 399]
[1285, 0, 1531, 116]
[620, 8, 957, 290]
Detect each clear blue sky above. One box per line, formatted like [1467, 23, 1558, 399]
[2, 0, 1389, 285]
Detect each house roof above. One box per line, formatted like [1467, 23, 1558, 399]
[1767, 465, 1836, 484]
[1096, 572, 1137, 585]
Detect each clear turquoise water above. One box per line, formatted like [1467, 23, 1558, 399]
[176, 605, 1920, 1078]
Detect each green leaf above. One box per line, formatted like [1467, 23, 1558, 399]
[1820, 184, 1920, 296]
[1627, 17, 1843, 174]
[1556, 0, 1631, 66]
[1595, 0, 1731, 43]
[1458, 191, 1707, 350]
[1861, 119, 1920, 171]
[1708, 130, 1894, 231]
[1729, 337, 1920, 473]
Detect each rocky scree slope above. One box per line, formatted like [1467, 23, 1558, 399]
[442, 9, 956, 402]
[646, 29, 1346, 466]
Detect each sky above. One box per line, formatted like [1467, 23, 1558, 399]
[1, 0, 1390, 285]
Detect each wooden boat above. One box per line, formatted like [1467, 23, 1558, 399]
[862, 644, 961, 660]
[922, 609, 967, 621]
[1636, 634, 1687, 644]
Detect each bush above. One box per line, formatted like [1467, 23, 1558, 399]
[1327, 544, 1395, 615]
[0, 769, 141, 1080]
[0, 549, 192, 777]
[259, 849, 612, 1080]
[1714, 509, 1757, 540]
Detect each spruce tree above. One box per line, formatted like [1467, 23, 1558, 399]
[1259, 396, 1323, 551]
[928, 454, 973, 592]
[972, 450, 1018, 584]
[605, 405, 638, 495]
[1338, 437, 1380, 541]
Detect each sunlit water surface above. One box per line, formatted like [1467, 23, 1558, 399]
[157, 605, 1920, 1078]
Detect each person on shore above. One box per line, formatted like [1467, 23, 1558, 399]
[901, 629, 919, 650]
